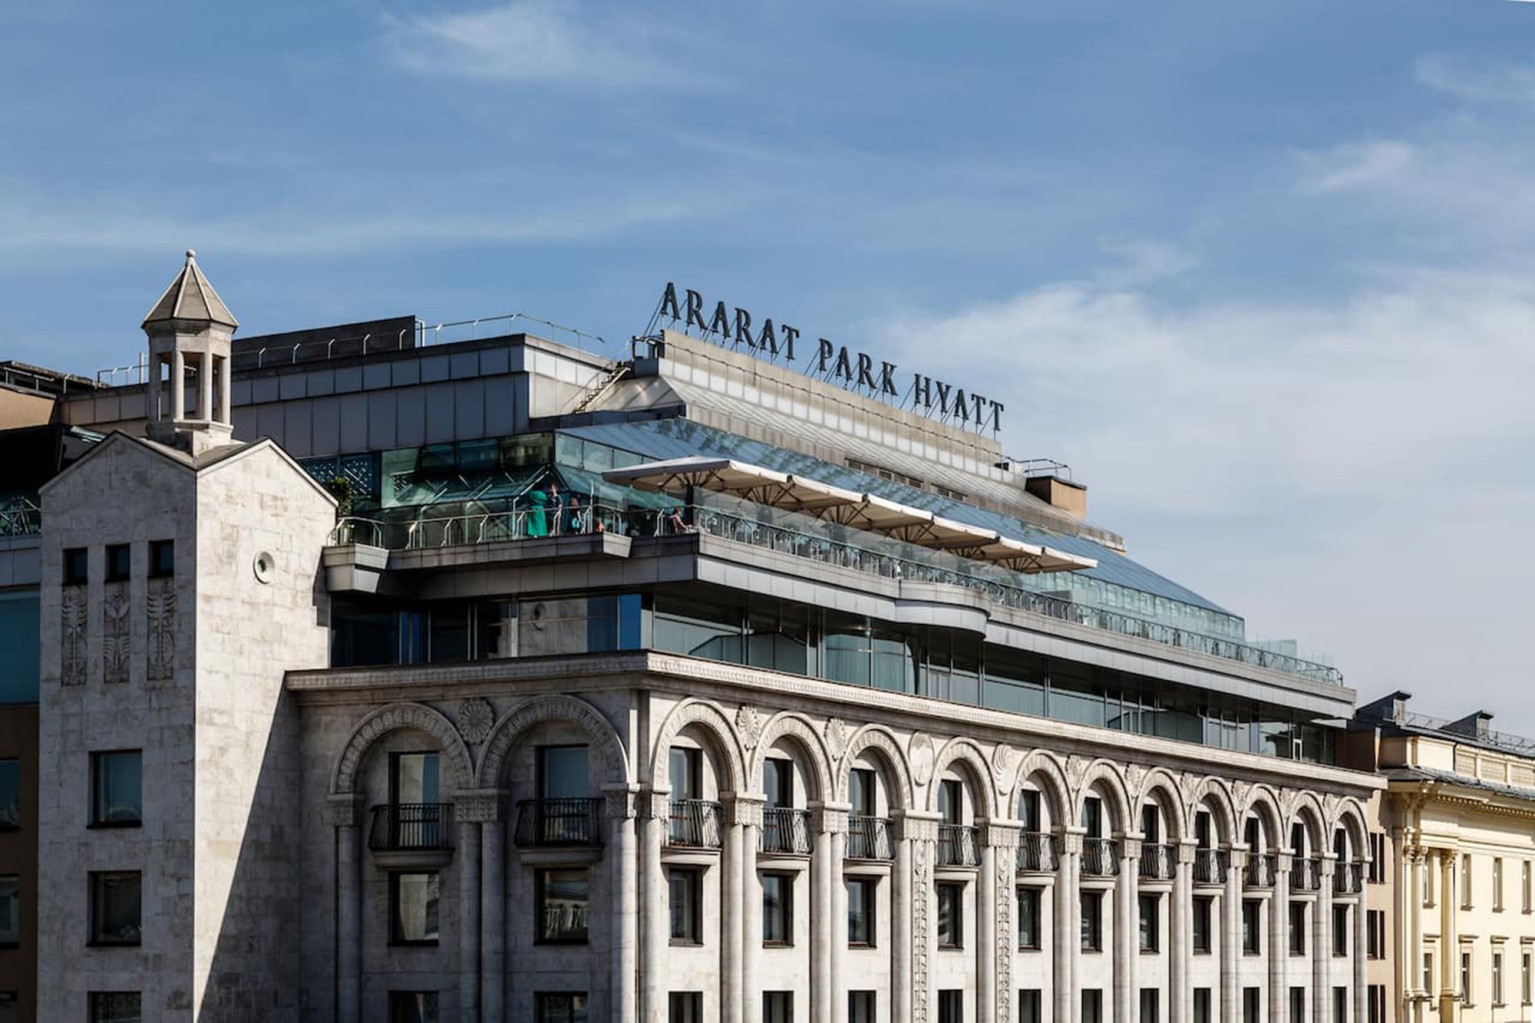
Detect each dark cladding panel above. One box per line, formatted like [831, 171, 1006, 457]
[279, 373, 306, 401]
[338, 393, 368, 452]
[423, 381, 455, 444]
[484, 382, 518, 437]
[367, 391, 398, 451]
[420, 354, 451, 384]
[255, 403, 285, 444]
[395, 389, 425, 448]
[310, 397, 341, 456]
[480, 346, 511, 375]
[251, 376, 280, 404]
[306, 368, 335, 397]
[392, 360, 421, 387]
[454, 379, 484, 439]
[334, 365, 362, 394]
[282, 402, 314, 458]
[231, 405, 258, 440]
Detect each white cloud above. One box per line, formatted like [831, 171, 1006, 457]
[1415, 52, 1535, 105]
[1293, 140, 1415, 195]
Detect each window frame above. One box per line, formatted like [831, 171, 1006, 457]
[90, 750, 143, 828]
[937, 881, 965, 950]
[669, 992, 703, 1023]
[668, 867, 702, 946]
[1081, 890, 1103, 952]
[105, 544, 131, 583]
[1139, 892, 1160, 953]
[1193, 895, 1213, 954]
[535, 992, 590, 1023]
[88, 870, 142, 947]
[846, 876, 877, 948]
[1242, 898, 1261, 955]
[63, 547, 88, 586]
[389, 871, 441, 946]
[387, 990, 440, 1023]
[148, 540, 175, 579]
[848, 990, 876, 1023]
[536, 868, 590, 945]
[762, 872, 793, 946]
[1017, 885, 1042, 950]
[762, 991, 794, 1023]
[1332, 904, 1348, 957]
[88, 992, 141, 1023]
[0, 874, 17, 949]
[0, 759, 18, 831]
[1288, 901, 1306, 956]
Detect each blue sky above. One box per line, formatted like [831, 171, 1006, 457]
[6, 0, 1535, 730]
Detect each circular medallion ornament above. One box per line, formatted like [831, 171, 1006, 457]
[457, 697, 495, 745]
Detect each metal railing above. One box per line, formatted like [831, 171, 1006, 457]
[513, 798, 604, 846]
[1082, 838, 1121, 877]
[1140, 842, 1177, 880]
[0, 498, 40, 537]
[368, 803, 455, 852]
[1016, 831, 1058, 872]
[760, 807, 813, 855]
[1193, 848, 1229, 885]
[1334, 861, 1364, 894]
[1290, 856, 1323, 892]
[1244, 852, 1277, 888]
[331, 499, 630, 550]
[937, 824, 981, 867]
[667, 799, 723, 849]
[846, 816, 894, 861]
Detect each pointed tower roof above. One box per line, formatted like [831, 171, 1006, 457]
[141, 250, 238, 330]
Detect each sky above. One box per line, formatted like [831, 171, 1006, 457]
[4, 0, 1535, 731]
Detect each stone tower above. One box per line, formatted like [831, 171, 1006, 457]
[142, 250, 237, 455]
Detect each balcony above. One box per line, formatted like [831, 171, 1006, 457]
[1193, 848, 1229, 885]
[1334, 862, 1364, 895]
[1244, 852, 1277, 889]
[937, 824, 981, 867]
[1081, 838, 1120, 877]
[760, 807, 813, 855]
[1139, 843, 1176, 880]
[514, 798, 604, 847]
[368, 802, 455, 852]
[667, 799, 723, 849]
[1016, 831, 1058, 873]
[846, 816, 894, 861]
[1291, 857, 1323, 892]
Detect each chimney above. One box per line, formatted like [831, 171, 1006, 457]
[1024, 474, 1087, 520]
[1444, 710, 1494, 742]
[142, 250, 238, 456]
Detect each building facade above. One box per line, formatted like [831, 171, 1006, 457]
[21, 256, 1384, 1022]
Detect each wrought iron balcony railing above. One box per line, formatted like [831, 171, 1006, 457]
[937, 824, 981, 867]
[760, 807, 813, 855]
[1016, 831, 1059, 873]
[1193, 848, 1229, 885]
[1139, 842, 1177, 880]
[1291, 856, 1323, 892]
[1244, 852, 1277, 889]
[513, 797, 603, 847]
[1081, 838, 1120, 877]
[667, 799, 723, 849]
[846, 815, 894, 861]
[368, 802, 455, 852]
[1334, 861, 1364, 895]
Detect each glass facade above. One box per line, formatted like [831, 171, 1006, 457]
[0, 591, 39, 704]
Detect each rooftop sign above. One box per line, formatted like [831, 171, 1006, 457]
[655, 282, 1003, 434]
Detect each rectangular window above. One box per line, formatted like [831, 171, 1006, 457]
[0, 991, 18, 1023]
[668, 993, 702, 1023]
[1463, 950, 1474, 1006]
[148, 540, 174, 579]
[89, 993, 140, 1023]
[89, 871, 141, 946]
[1524, 950, 1532, 1004]
[848, 991, 876, 1023]
[1242, 899, 1261, 954]
[539, 746, 590, 798]
[847, 877, 876, 947]
[1366, 909, 1384, 959]
[1288, 901, 1306, 955]
[1081, 891, 1103, 952]
[537, 869, 589, 944]
[1525, 860, 1532, 913]
[1332, 905, 1348, 957]
[1333, 987, 1348, 1023]
[938, 779, 962, 825]
[1368, 985, 1386, 1023]
[1193, 896, 1213, 953]
[0, 760, 17, 829]
[670, 747, 701, 800]
[1193, 988, 1212, 1023]
[668, 869, 701, 944]
[1243, 988, 1261, 1023]
[1462, 854, 1473, 910]
[0, 876, 16, 947]
[1368, 833, 1386, 883]
[849, 768, 876, 817]
[762, 991, 793, 1023]
[63, 547, 88, 586]
[938, 882, 964, 949]
[1018, 990, 1042, 1023]
[91, 751, 143, 827]
[1424, 857, 1434, 906]
[388, 991, 439, 1023]
[1017, 886, 1041, 949]
[1496, 858, 1505, 911]
[1288, 987, 1305, 1023]
[1082, 989, 1104, 1023]
[390, 872, 440, 945]
[1424, 953, 1434, 994]
[763, 873, 792, 945]
[765, 758, 793, 809]
[1139, 893, 1159, 952]
[1495, 950, 1505, 1005]
[536, 993, 589, 1023]
[1083, 796, 1103, 839]
[105, 544, 130, 582]
[938, 989, 963, 1023]
[1139, 988, 1159, 1023]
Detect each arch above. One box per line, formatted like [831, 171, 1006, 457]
[750, 712, 833, 802]
[1011, 750, 1071, 826]
[1331, 797, 1370, 859]
[477, 693, 630, 789]
[330, 702, 475, 796]
[1236, 783, 1285, 850]
[928, 737, 997, 819]
[1135, 767, 1190, 842]
[650, 698, 746, 795]
[1185, 775, 1237, 845]
[837, 725, 915, 811]
[1074, 758, 1132, 833]
[1286, 789, 1328, 854]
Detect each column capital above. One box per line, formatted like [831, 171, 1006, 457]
[454, 788, 506, 823]
[723, 792, 765, 828]
[326, 792, 364, 828]
[1120, 837, 1143, 861]
[980, 820, 1021, 849]
[602, 782, 642, 820]
[895, 809, 941, 843]
[639, 788, 672, 822]
[1061, 831, 1085, 855]
[1176, 842, 1198, 866]
[812, 802, 850, 835]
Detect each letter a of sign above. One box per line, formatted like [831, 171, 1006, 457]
[660, 282, 682, 321]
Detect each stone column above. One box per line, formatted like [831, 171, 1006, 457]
[605, 784, 641, 1023]
[733, 794, 765, 1023]
[1056, 829, 1084, 1023]
[198, 350, 214, 421]
[171, 349, 185, 420]
[1115, 837, 1142, 1023]
[986, 822, 1020, 1023]
[1406, 846, 1423, 1022]
[815, 803, 849, 1023]
[641, 789, 671, 1023]
[903, 811, 941, 1023]
[1352, 880, 1367, 1023]
[892, 812, 914, 1023]
[218, 354, 231, 422]
[1224, 847, 1245, 1023]
[1170, 841, 1193, 1023]
[1269, 852, 1291, 1023]
[480, 810, 506, 1023]
[1314, 854, 1335, 1022]
[328, 795, 363, 1023]
[978, 837, 996, 1023]
[459, 819, 482, 1022]
[1440, 850, 1458, 1021]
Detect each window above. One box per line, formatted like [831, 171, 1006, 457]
[763, 873, 792, 944]
[537, 869, 589, 943]
[1495, 950, 1506, 1005]
[0, 760, 17, 829]
[1081, 891, 1103, 952]
[1424, 857, 1434, 906]
[762, 992, 793, 1023]
[89, 871, 141, 946]
[1463, 950, 1474, 1006]
[1288, 902, 1306, 955]
[64, 548, 88, 586]
[1017, 886, 1041, 949]
[848, 991, 876, 1023]
[1082, 989, 1104, 1023]
[0, 991, 17, 1023]
[1524, 949, 1532, 1004]
[1139, 893, 1159, 952]
[1462, 854, 1473, 910]
[0, 877, 16, 947]
[1332, 905, 1348, 957]
[1193, 988, 1212, 1023]
[1243, 988, 1261, 1023]
[670, 747, 701, 800]
[1018, 989, 1042, 1023]
[1333, 986, 1348, 1023]
[669, 993, 702, 1023]
[765, 758, 793, 809]
[1289, 987, 1305, 1023]
[849, 768, 876, 817]
[938, 882, 964, 949]
[1366, 909, 1385, 959]
[388, 992, 439, 1023]
[1496, 858, 1505, 911]
[89, 993, 140, 1023]
[938, 990, 963, 1023]
[938, 779, 963, 824]
[105, 544, 130, 582]
[92, 751, 142, 827]
[536, 993, 589, 1023]
[1242, 899, 1261, 954]
[668, 869, 701, 944]
[1525, 860, 1532, 912]
[1193, 896, 1213, 953]
[847, 877, 876, 947]
[1083, 796, 1103, 838]
[540, 746, 590, 798]
[1368, 985, 1386, 1023]
[1424, 952, 1434, 994]
[1368, 833, 1386, 883]
[390, 872, 439, 945]
[1139, 988, 1159, 1022]
[148, 540, 174, 579]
